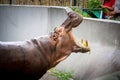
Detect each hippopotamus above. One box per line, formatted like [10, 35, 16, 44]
[0, 11, 89, 80]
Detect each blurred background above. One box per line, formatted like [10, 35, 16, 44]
[0, 0, 103, 7]
[0, 0, 105, 19]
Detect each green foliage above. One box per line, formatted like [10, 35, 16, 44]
[49, 68, 75, 80]
[103, 8, 109, 14]
[71, 7, 92, 18]
[87, 0, 101, 12]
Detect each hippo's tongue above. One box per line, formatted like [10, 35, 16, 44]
[61, 11, 83, 32]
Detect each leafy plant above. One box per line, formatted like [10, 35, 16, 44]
[86, 0, 101, 12]
[71, 7, 92, 18]
[87, 0, 109, 14]
[103, 8, 109, 14]
[49, 68, 75, 80]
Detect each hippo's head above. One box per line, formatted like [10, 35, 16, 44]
[50, 11, 90, 66]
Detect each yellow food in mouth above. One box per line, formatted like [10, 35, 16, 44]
[79, 39, 88, 47]
[79, 39, 91, 52]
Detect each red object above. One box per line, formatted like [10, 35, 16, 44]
[104, 0, 115, 7]
[103, 0, 115, 18]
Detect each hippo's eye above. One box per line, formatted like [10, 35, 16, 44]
[58, 29, 62, 33]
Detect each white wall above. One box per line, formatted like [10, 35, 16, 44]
[0, 5, 70, 41]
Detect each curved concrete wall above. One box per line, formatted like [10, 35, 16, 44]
[0, 5, 120, 80]
[0, 5, 71, 41]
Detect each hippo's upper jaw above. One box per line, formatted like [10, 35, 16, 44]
[61, 11, 83, 32]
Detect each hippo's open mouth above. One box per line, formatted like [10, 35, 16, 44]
[58, 11, 90, 53]
[50, 26, 90, 53]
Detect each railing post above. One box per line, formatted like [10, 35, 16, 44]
[70, 0, 72, 7]
[74, 0, 76, 6]
[10, 0, 12, 5]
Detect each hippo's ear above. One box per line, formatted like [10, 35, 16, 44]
[50, 27, 63, 41]
[54, 27, 65, 36]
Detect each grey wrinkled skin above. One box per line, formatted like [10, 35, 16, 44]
[0, 11, 89, 80]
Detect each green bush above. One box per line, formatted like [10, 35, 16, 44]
[87, 0, 109, 14]
[49, 68, 75, 80]
[87, 0, 101, 11]
[71, 7, 92, 18]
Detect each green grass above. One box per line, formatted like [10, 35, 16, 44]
[49, 68, 76, 80]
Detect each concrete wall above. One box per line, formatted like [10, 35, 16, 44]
[0, 5, 71, 41]
[74, 18, 120, 47]
[0, 5, 120, 80]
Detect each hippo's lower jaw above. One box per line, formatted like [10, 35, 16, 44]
[72, 45, 90, 53]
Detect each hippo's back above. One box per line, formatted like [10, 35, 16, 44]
[0, 41, 44, 80]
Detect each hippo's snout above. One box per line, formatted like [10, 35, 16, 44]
[68, 11, 83, 28]
[61, 11, 83, 32]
